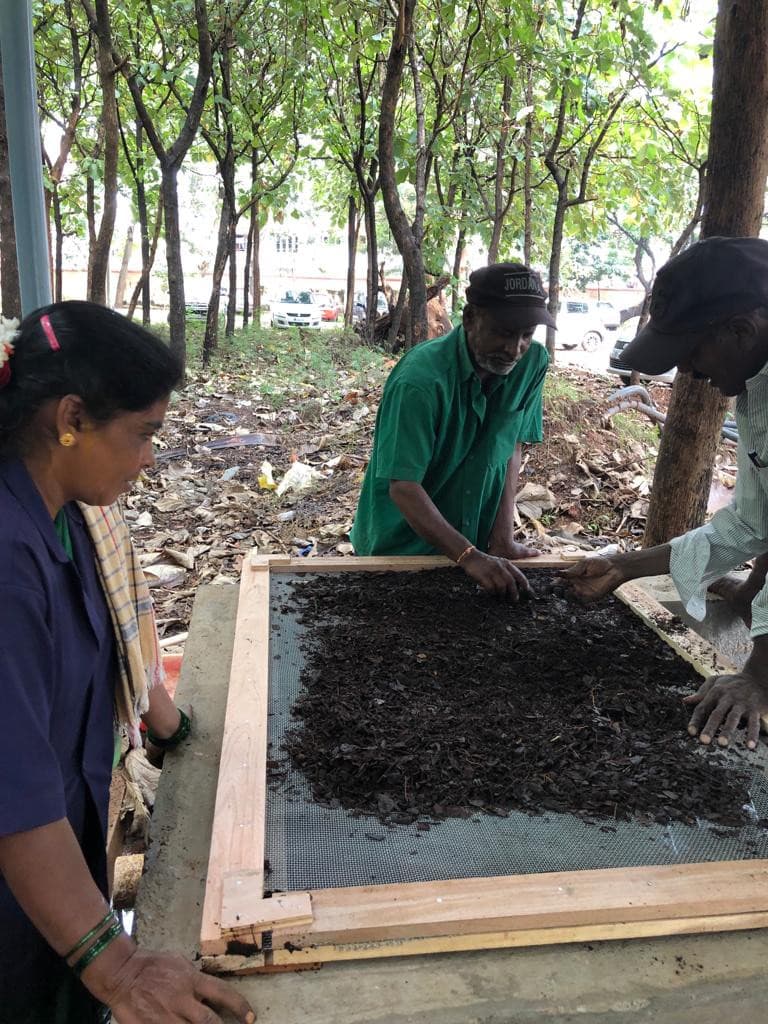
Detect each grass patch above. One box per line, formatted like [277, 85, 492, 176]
[177, 320, 390, 408]
[611, 411, 660, 449]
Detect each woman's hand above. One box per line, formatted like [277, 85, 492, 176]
[561, 556, 626, 603]
[89, 946, 256, 1024]
[461, 549, 534, 601]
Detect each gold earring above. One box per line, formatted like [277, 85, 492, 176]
[59, 432, 75, 447]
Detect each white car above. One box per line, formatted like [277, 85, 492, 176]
[271, 290, 323, 329]
[554, 299, 609, 352]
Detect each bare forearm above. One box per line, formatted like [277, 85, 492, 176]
[389, 480, 470, 560]
[141, 679, 180, 738]
[0, 819, 135, 967]
[614, 543, 672, 582]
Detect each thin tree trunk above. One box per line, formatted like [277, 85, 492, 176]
[545, 192, 568, 361]
[88, 0, 119, 304]
[52, 188, 64, 302]
[127, 195, 162, 322]
[202, 192, 232, 366]
[114, 224, 133, 307]
[643, 0, 768, 546]
[161, 167, 187, 366]
[523, 68, 534, 265]
[487, 75, 513, 264]
[226, 230, 237, 336]
[345, 193, 359, 327]
[252, 208, 261, 323]
[362, 191, 378, 344]
[379, 0, 428, 348]
[242, 213, 253, 328]
[451, 226, 466, 316]
[0, 65, 21, 318]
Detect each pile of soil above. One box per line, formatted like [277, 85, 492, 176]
[283, 569, 758, 828]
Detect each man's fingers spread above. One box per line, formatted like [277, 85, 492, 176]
[687, 695, 718, 731]
[717, 705, 745, 746]
[701, 703, 730, 746]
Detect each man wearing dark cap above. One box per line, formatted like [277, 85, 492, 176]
[350, 261, 554, 599]
[565, 235, 768, 749]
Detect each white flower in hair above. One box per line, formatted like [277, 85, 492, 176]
[0, 316, 19, 366]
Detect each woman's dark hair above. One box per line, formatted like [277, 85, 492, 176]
[0, 300, 183, 455]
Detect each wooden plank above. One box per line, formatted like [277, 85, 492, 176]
[618, 581, 739, 678]
[199, 564, 271, 956]
[267, 860, 768, 946]
[221, 883, 312, 932]
[266, 910, 768, 968]
[250, 552, 583, 573]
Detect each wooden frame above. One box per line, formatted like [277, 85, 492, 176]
[200, 552, 768, 972]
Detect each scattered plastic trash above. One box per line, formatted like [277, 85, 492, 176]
[258, 460, 277, 490]
[275, 461, 323, 497]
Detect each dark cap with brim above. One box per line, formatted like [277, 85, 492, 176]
[466, 261, 557, 330]
[621, 323, 696, 375]
[622, 236, 768, 374]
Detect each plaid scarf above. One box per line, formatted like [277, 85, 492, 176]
[79, 502, 163, 746]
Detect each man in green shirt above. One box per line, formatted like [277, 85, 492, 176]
[350, 262, 553, 599]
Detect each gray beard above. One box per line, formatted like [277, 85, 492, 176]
[475, 353, 518, 376]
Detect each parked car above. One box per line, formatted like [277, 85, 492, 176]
[596, 300, 620, 330]
[352, 291, 389, 322]
[271, 290, 323, 329]
[553, 299, 608, 352]
[317, 293, 342, 322]
[608, 316, 677, 385]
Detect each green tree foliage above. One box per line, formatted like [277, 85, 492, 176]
[11, 0, 714, 364]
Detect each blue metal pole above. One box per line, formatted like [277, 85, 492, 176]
[0, 0, 52, 313]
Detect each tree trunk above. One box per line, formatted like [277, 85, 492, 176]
[242, 211, 253, 328]
[114, 224, 133, 307]
[202, 191, 232, 366]
[545, 190, 568, 361]
[88, 0, 119, 305]
[161, 167, 187, 367]
[226, 229, 237, 337]
[379, 0, 428, 348]
[451, 225, 466, 316]
[345, 192, 359, 327]
[523, 67, 534, 265]
[0, 65, 21, 318]
[252, 209, 261, 323]
[487, 75, 513, 265]
[643, 0, 768, 547]
[135, 123, 152, 325]
[51, 187, 64, 302]
[127, 195, 162, 323]
[362, 190, 378, 344]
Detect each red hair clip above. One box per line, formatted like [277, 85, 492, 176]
[40, 314, 61, 351]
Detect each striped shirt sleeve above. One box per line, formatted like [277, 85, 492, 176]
[668, 372, 768, 638]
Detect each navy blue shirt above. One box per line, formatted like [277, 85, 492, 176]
[0, 459, 116, 1016]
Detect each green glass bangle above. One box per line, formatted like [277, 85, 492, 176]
[71, 919, 124, 978]
[146, 707, 191, 750]
[63, 910, 117, 962]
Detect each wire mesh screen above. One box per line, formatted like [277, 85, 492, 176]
[264, 572, 768, 893]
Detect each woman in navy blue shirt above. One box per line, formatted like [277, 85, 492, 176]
[0, 303, 254, 1024]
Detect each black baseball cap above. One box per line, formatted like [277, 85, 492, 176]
[466, 262, 557, 330]
[622, 236, 768, 374]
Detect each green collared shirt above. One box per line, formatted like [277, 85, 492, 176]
[350, 325, 548, 555]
